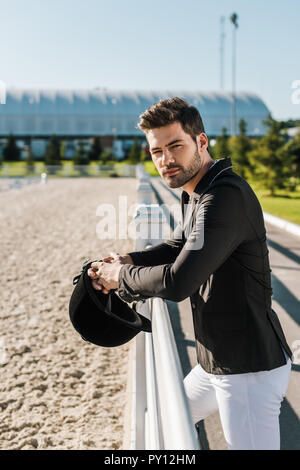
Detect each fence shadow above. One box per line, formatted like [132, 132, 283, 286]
[280, 398, 300, 450]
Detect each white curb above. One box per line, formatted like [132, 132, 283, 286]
[263, 211, 300, 238]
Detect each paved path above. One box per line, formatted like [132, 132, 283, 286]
[151, 177, 300, 450]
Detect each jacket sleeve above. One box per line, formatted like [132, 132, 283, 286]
[118, 185, 247, 303]
[127, 219, 185, 267]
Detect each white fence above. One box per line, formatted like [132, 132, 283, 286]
[0, 164, 137, 191]
[0, 163, 137, 178]
[0, 177, 40, 192]
[129, 164, 200, 450]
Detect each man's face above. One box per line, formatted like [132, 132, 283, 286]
[147, 121, 202, 188]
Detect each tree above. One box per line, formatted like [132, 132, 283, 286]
[0, 143, 3, 171]
[278, 119, 300, 131]
[100, 149, 113, 164]
[2, 133, 20, 161]
[73, 141, 89, 165]
[247, 115, 294, 196]
[140, 144, 151, 162]
[128, 138, 141, 164]
[88, 136, 102, 161]
[207, 140, 215, 159]
[140, 148, 148, 162]
[25, 146, 35, 174]
[213, 127, 230, 159]
[73, 141, 90, 176]
[60, 140, 66, 160]
[283, 127, 300, 187]
[44, 135, 62, 171]
[228, 119, 252, 179]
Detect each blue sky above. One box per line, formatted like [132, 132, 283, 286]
[0, 0, 299, 120]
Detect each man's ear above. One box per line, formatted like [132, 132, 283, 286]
[195, 133, 203, 152]
[198, 133, 208, 151]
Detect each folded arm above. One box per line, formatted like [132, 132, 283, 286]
[127, 219, 185, 266]
[118, 186, 247, 303]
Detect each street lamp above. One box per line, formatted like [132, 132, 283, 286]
[111, 97, 118, 158]
[230, 12, 238, 136]
[220, 16, 225, 90]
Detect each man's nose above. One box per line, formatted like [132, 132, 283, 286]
[161, 148, 175, 166]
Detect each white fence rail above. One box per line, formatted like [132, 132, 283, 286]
[0, 163, 137, 178]
[129, 164, 200, 450]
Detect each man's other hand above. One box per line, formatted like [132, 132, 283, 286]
[102, 253, 134, 265]
[87, 252, 134, 293]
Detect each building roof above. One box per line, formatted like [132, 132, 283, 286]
[0, 88, 270, 137]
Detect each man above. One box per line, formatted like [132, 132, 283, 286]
[88, 97, 292, 450]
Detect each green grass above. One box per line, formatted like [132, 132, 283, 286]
[141, 163, 300, 226]
[0, 160, 136, 178]
[141, 164, 300, 226]
[249, 182, 300, 226]
[2, 160, 299, 226]
[142, 160, 159, 176]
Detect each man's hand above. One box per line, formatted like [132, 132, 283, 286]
[102, 253, 134, 266]
[87, 252, 134, 294]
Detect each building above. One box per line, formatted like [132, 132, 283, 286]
[0, 88, 270, 159]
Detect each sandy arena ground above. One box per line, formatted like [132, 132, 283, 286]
[0, 177, 138, 450]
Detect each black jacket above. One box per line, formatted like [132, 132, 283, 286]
[118, 157, 293, 374]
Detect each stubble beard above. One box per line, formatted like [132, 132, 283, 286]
[163, 149, 202, 189]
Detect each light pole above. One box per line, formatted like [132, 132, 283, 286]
[230, 13, 238, 136]
[111, 97, 118, 158]
[220, 16, 225, 90]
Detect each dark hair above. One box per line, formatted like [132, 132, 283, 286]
[137, 97, 205, 142]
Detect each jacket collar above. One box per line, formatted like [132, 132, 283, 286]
[182, 157, 234, 201]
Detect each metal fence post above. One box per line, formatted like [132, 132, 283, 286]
[130, 171, 158, 450]
[137, 182, 153, 205]
[133, 205, 166, 252]
[131, 328, 147, 450]
[41, 172, 48, 184]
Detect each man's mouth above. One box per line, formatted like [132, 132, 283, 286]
[164, 168, 180, 176]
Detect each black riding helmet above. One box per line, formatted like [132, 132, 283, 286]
[69, 260, 151, 347]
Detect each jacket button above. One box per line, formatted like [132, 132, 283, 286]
[192, 303, 196, 309]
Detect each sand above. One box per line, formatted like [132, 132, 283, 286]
[0, 177, 138, 450]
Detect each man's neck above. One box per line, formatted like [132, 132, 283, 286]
[182, 157, 215, 196]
